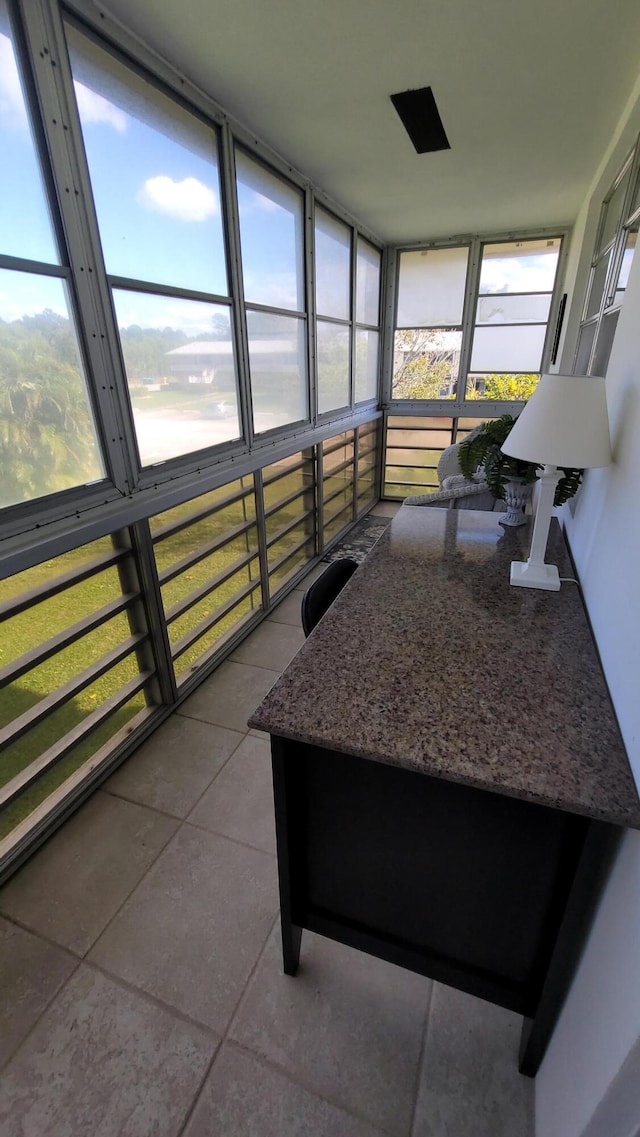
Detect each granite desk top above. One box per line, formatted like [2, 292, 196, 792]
[249, 506, 640, 829]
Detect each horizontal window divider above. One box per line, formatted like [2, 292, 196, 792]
[171, 577, 261, 661]
[323, 456, 355, 479]
[323, 481, 354, 508]
[0, 671, 152, 812]
[0, 547, 130, 622]
[157, 518, 257, 586]
[0, 591, 139, 688]
[268, 533, 315, 578]
[107, 275, 233, 307]
[266, 508, 315, 549]
[395, 324, 463, 333]
[476, 290, 553, 300]
[317, 404, 351, 422]
[151, 483, 255, 545]
[262, 457, 310, 488]
[324, 499, 354, 528]
[355, 322, 381, 332]
[325, 495, 354, 520]
[0, 633, 149, 753]
[316, 314, 352, 327]
[472, 321, 547, 329]
[322, 436, 355, 459]
[384, 478, 435, 488]
[1, 414, 381, 582]
[263, 484, 312, 518]
[0, 254, 69, 279]
[164, 549, 258, 625]
[245, 301, 307, 320]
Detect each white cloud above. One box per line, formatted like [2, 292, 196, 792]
[137, 175, 219, 222]
[0, 290, 67, 322]
[0, 35, 28, 130]
[239, 189, 282, 217]
[73, 82, 127, 132]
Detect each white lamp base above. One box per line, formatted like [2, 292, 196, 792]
[510, 560, 561, 591]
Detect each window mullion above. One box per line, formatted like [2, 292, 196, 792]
[456, 237, 482, 407]
[305, 187, 318, 424]
[380, 247, 398, 405]
[219, 121, 253, 449]
[17, 0, 140, 495]
[539, 237, 568, 373]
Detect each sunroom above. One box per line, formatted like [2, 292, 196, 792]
[1, 2, 640, 1136]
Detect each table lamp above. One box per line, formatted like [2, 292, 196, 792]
[501, 373, 611, 591]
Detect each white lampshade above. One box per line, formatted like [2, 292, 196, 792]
[501, 374, 611, 469]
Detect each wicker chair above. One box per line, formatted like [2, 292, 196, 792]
[404, 431, 498, 511]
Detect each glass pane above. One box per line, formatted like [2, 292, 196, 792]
[0, 269, 104, 508]
[396, 247, 468, 327]
[315, 208, 350, 319]
[614, 227, 637, 305]
[317, 320, 350, 414]
[585, 250, 612, 320]
[113, 289, 240, 465]
[392, 328, 460, 399]
[476, 293, 551, 325]
[574, 322, 597, 374]
[591, 310, 619, 377]
[479, 238, 561, 294]
[0, 2, 58, 264]
[67, 25, 228, 296]
[354, 328, 379, 403]
[246, 310, 308, 431]
[235, 150, 304, 310]
[466, 373, 539, 400]
[470, 324, 546, 372]
[356, 239, 380, 325]
[598, 163, 631, 253]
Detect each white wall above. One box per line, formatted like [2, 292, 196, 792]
[535, 91, 640, 1137]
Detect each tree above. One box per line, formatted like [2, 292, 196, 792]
[118, 324, 187, 380]
[0, 314, 101, 507]
[467, 373, 539, 401]
[392, 329, 459, 399]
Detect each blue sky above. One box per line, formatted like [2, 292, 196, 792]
[0, 23, 307, 333]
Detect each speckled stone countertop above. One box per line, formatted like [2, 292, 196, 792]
[249, 506, 640, 829]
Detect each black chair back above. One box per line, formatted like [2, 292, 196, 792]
[301, 558, 358, 637]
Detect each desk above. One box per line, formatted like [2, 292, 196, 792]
[249, 507, 640, 1076]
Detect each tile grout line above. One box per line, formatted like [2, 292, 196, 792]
[175, 909, 282, 1137]
[409, 980, 436, 1137]
[0, 948, 83, 1079]
[214, 919, 417, 1137]
[219, 1037, 401, 1137]
[105, 723, 251, 822]
[80, 956, 222, 1041]
[0, 793, 179, 962]
[183, 815, 276, 859]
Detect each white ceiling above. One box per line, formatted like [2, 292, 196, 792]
[96, 0, 640, 244]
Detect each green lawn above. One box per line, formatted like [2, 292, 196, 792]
[0, 465, 320, 839]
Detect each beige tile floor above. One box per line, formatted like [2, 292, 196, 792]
[0, 503, 534, 1136]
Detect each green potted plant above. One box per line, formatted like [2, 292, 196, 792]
[458, 414, 582, 525]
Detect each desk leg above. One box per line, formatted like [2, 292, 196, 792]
[271, 738, 302, 976]
[519, 820, 622, 1076]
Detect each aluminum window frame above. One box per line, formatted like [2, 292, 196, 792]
[1, 0, 384, 553]
[574, 137, 640, 376]
[383, 228, 569, 418]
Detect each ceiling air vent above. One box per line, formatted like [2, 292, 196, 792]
[390, 86, 450, 154]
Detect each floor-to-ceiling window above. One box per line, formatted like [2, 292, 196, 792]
[0, 0, 383, 876]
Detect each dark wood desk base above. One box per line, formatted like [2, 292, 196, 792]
[271, 736, 622, 1077]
